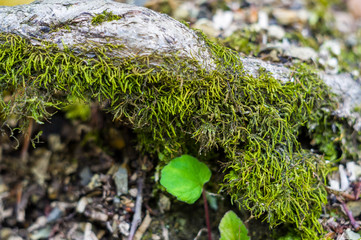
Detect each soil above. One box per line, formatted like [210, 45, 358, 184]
[0, 110, 276, 239]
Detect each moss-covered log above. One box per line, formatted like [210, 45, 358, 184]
[1, 0, 361, 238]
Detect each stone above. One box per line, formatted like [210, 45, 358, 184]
[268, 25, 285, 40]
[284, 46, 318, 61]
[113, 167, 128, 195]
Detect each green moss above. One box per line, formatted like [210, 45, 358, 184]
[91, 10, 122, 26]
[221, 29, 260, 56]
[0, 31, 338, 238]
[63, 96, 91, 121]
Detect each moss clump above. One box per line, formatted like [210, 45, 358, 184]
[91, 10, 122, 26]
[221, 29, 260, 56]
[0, 31, 336, 237]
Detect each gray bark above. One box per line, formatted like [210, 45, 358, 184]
[1, 0, 361, 130]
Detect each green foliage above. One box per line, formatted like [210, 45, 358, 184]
[219, 210, 249, 240]
[308, 115, 341, 161]
[277, 232, 301, 240]
[91, 10, 122, 26]
[63, 96, 91, 121]
[0, 30, 338, 238]
[160, 155, 211, 204]
[221, 29, 260, 56]
[306, 0, 342, 36]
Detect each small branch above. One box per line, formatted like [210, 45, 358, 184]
[21, 118, 33, 162]
[134, 211, 152, 240]
[194, 228, 207, 240]
[353, 181, 361, 200]
[128, 175, 144, 240]
[337, 196, 360, 231]
[202, 189, 212, 240]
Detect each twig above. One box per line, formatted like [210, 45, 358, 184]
[21, 118, 33, 162]
[337, 196, 360, 231]
[353, 181, 361, 200]
[194, 228, 207, 240]
[128, 175, 144, 240]
[161, 220, 169, 240]
[134, 211, 152, 240]
[202, 189, 212, 240]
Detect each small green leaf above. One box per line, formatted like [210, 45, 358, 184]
[160, 155, 211, 204]
[219, 211, 250, 240]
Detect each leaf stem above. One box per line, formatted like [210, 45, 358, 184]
[202, 189, 212, 240]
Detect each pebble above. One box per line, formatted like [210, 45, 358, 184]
[339, 164, 349, 191]
[193, 18, 219, 37]
[76, 197, 89, 214]
[118, 221, 130, 236]
[346, 201, 361, 217]
[113, 166, 128, 195]
[80, 167, 93, 186]
[347, 0, 361, 19]
[345, 228, 361, 240]
[346, 162, 361, 181]
[273, 8, 308, 26]
[268, 25, 285, 40]
[334, 11, 356, 33]
[0, 177, 8, 193]
[320, 40, 341, 56]
[258, 10, 269, 29]
[47, 207, 63, 223]
[213, 10, 233, 30]
[173, 2, 198, 20]
[29, 226, 52, 240]
[87, 210, 108, 222]
[284, 46, 317, 61]
[158, 194, 171, 213]
[31, 149, 51, 186]
[128, 187, 138, 198]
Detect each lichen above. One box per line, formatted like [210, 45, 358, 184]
[0, 31, 338, 238]
[91, 10, 122, 26]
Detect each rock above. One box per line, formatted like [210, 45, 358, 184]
[320, 40, 342, 56]
[76, 197, 90, 214]
[128, 187, 137, 198]
[126, 0, 148, 6]
[268, 25, 285, 40]
[47, 207, 63, 223]
[258, 10, 269, 29]
[213, 10, 233, 31]
[80, 167, 93, 186]
[29, 226, 52, 240]
[86, 210, 108, 222]
[48, 134, 65, 152]
[284, 46, 318, 61]
[118, 221, 130, 236]
[0, 177, 8, 193]
[347, 0, 361, 19]
[339, 165, 349, 191]
[346, 162, 361, 181]
[193, 18, 219, 37]
[334, 11, 356, 33]
[173, 2, 198, 21]
[272, 8, 308, 25]
[345, 228, 361, 239]
[113, 166, 128, 195]
[346, 201, 361, 217]
[0, 0, 215, 70]
[31, 149, 51, 186]
[158, 194, 170, 213]
[1, 0, 360, 131]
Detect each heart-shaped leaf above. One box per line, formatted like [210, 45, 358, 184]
[219, 211, 249, 240]
[160, 155, 211, 204]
